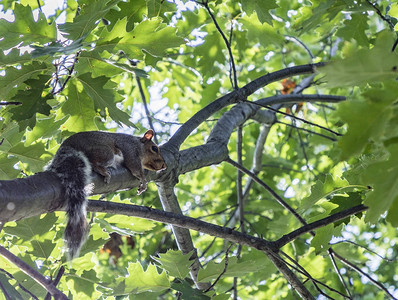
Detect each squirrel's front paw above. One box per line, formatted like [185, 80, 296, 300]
[137, 182, 147, 195]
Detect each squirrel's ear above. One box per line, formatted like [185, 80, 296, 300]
[141, 129, 154, 142]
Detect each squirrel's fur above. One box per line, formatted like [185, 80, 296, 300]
[46, 130, 166, 260]
[46, 146, 92, 260]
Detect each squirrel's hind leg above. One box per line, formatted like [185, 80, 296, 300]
[87, 145, 120, 184]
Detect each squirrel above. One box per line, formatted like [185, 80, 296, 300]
[46, 129, 166, 260]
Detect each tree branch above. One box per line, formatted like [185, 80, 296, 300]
[274, 205, 368, 248]
[155, 178, 210, 290]
[136, 76, 158, 144]
[202, 1, 238, 89]
[332, 250, 397, 300]
[225, 157, 308, 226]
[88, 200, 315, 299]
[44, 266, 65, 300]
[166, 63, 324, 151]
[87, 200, 278, 252]
[0, 245, 68, 300]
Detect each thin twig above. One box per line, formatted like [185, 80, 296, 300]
[280, 251, 350, 299]
[200, 210, 237, 258]
[197, 205, 237, 220]
[294, 120, 317, 177]
[0, 101, 22, 106]
[0, 279, 11, 300]
[285, 36, 314, 59]
[330, 240, 398, 262]
[201, 1, 238, 89]
[276, 120, 337, 141]
[225, 157, 309, 227]
[365, 0, 394, 30]
[136, 76, 158, 144]
[204, 243, 235, 293]
[274, 205, 367, 248]
[248, 100, 342, 137]
[332, 250, 398, 300]
[327, 249, 352, 298]
[52, 51, 81, 95]
[44, 266, 66, 300]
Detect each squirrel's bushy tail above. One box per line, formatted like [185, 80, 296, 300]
[47, 147, 92, 260]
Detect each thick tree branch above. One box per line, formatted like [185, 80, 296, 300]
[0, 92, 344, 223]
[88, 200, 278, 252]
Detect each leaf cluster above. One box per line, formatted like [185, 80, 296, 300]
[0, 0, 398, 299]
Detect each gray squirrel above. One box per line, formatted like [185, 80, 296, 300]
[46, 130, 166, 260]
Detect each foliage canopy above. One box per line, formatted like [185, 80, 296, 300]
[0, 0, 398, 299]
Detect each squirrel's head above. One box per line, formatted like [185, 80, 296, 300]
[140, 130, 167, 172]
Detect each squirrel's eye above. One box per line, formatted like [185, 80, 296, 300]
[152, 146, 159, 153]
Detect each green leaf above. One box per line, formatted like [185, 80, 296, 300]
[336, 14, 369, 46]
[295, 0, 344, 32]
[67, 269, 98, 299]
[104, 215, 155, 233]
[0, 273, 24, 300]
[362, 142, 398, 223]
[320, 31, 398, 87]
[0, 62, 50, 100]
[59, 80, 98, 132]
[96, 17, 184, 59]
[124, 262, 170, 294]
[193, 30, 226, 79]
[240, 13, 284, 48]
[0, 154, 20, 179]
[0, 122, 24, 152]
[8, 141, 48, 172]
[80, 224, 109, 257]
[337, 81, 398, 160]
[78, 51, 148, 78]
[59, 0, 122, 40]
[3, 214, 57, 240]
[386, 197, 398, 227]
[104, 0, 146, 32]
[77, 73, 134, 127]
[31, 36, 88, 58]
[152, 250, 193, 279]
[240, 0, 279, 25]
[29, 238, 56, 258]
[329, 192, 364, 224]
[301, 174, 350, 212]
[311, 224, 334, 253]
[0, 48, 32, 67]
[25, 116, 67, 145]
[10, 75, 53, 129]
[146, 0, 177, 19]
[198, 252, 272, 282]
[0, 3, 56, 49]
[171, 281, 210, 300]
